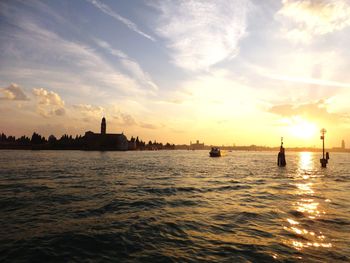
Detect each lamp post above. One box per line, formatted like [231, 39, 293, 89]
[320, 128, 328, 168]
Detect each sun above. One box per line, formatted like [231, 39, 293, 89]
[288, 116, 318, 139]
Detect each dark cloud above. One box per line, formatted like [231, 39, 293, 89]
[0, 83, 29, 101]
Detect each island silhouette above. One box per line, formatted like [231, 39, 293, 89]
[0, 117, 348, 153]
[0, 117, 175, 151]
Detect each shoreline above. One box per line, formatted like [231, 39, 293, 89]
[0, 146, 349, 153]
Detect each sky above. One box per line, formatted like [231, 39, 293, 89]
[1, 0, 350, 147]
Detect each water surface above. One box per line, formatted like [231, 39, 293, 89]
[0, 150, 349, 262]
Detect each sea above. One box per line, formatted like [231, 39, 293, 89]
[0, 150, 349, 262]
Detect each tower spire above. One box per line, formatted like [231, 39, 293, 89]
[101, 117, 106, 134]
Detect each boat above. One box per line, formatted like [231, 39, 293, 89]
[209, 147, 221, 157]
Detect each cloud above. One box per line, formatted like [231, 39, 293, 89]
[73, 104, 104, 115]
[32, 88, 65, 117]
[33, 88, 64, 107]
[54, 108, 66, 116]
[269, 99, 348, 123]
[262, 72, 350, 89]
[276, 0, 350, 43]
[0, 19, 155, 98]
[112, 111, 159, 129]
[94, 38, 128, 59]
[86, 0, 155, 41]
[120, 60, 158, 91]
[152, 0, 251, 71]
[139, 122, 158, 130]
[0, 83, 29, 101]
[114, 112, 137, 126]
[121, 113, 137, 126]
[247, 50, 350, 96]
[94, 38, 158, 91]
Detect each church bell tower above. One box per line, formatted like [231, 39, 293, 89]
[101, 117, 106, 134]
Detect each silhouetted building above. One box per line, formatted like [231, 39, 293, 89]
[101, 117, 106, 134]
[190, 140, 204, 150]
[83, 117, 128, 150]
[341, 139, 345, 149]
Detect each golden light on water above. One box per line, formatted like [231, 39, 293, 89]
[299, 152, 313, 171]
[286, 218, 299, 225]
[283, 151, 332, 251]
[284, 216, 333, 250]
[296, 184, 314, 194]
[296, 199, 320, 216]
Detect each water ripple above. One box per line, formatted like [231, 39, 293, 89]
[0, 150, 349, 262]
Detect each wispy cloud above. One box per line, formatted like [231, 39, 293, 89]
[94, 38, 158, 91]
[86, 0, 155, 41]
[269, 99, 349, 124]
[71, 104, 105, 123]
[93, 38, 128, 59]
[264, 73, 350, 89]
[152, 0, 251, 71]
[248, 52, 350, 89]
[276, 0, 350, 43]
[139, 122, 158, 130]
[120, 113, 137, 126]
[113, 111, 160, 130]
[73, 104, 104, 115]
[1, 18, 155, 99]
[0, 83, 29, 101]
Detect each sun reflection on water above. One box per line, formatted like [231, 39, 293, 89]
[283, 152, 332, 251]
[298, 152, 313, 179]
[296, 183, 314, 194]
[299, 152, 313, 170]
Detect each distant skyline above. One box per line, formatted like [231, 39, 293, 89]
[1, 0, 350, 147]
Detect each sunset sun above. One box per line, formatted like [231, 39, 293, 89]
[289, 117, 318, 139]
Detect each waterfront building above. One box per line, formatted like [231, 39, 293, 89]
[190, 140, 205, 150]
[83, 117, 128, 150]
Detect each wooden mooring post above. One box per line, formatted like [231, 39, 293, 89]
[277, 137, 286, 167]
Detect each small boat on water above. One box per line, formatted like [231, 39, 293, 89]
[209, 147, 221, 157]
